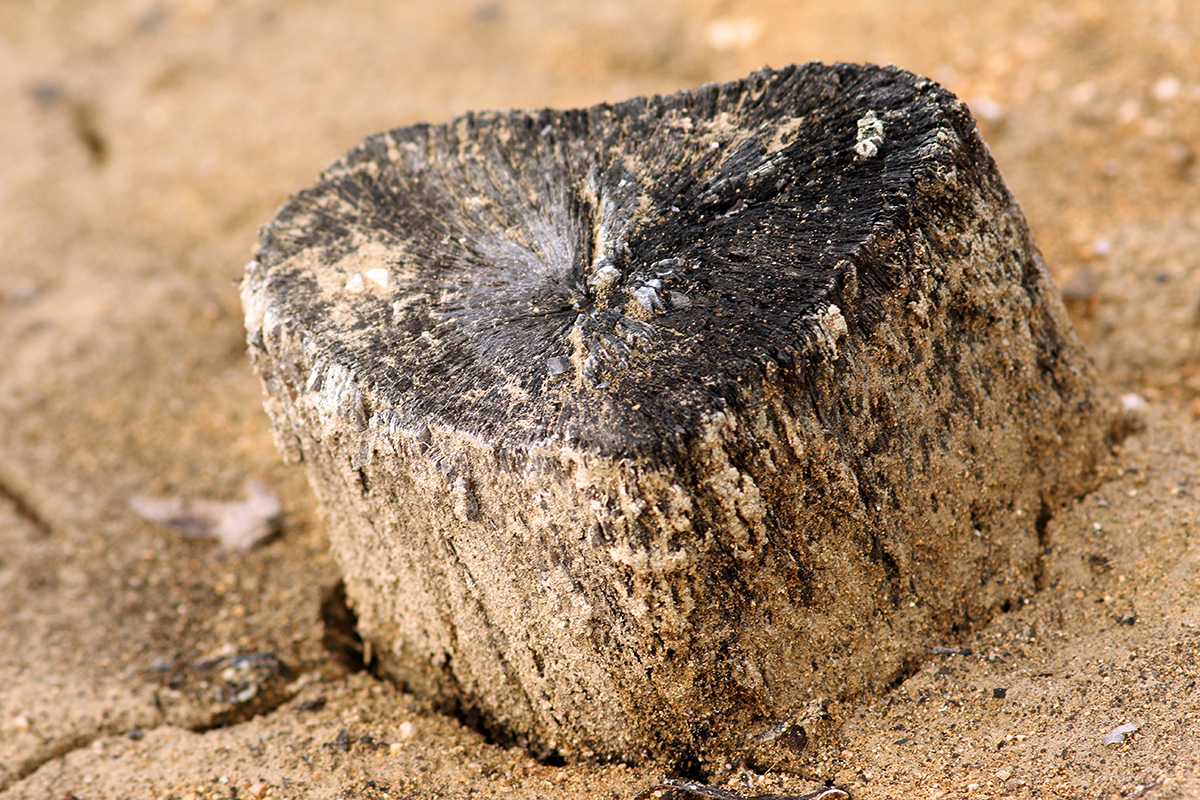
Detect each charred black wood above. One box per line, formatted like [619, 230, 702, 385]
[242, 62, 1115, 770]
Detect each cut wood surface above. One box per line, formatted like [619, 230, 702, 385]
[242, 62, 1115, 770]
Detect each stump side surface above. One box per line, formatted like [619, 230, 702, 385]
[242, 63, 1115, 767]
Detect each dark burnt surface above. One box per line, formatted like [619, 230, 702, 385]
[254, 62, 975, 460]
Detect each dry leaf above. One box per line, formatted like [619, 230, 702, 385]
[130, 478, 282, 551]
[1102, 722, 1140, 745]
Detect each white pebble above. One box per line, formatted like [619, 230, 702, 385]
[1120, 393, 1148, 412]
[344, 273, 365, 293]
[588, 264, 621, 293]
[970, 95, 1004, 123]
[632, 286, 663, 312]
[1153, 75, 1181, 103]
[705, 17, 761, 51]
[364, 268, 389, 288]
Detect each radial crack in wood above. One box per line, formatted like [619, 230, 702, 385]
[241, 62, 1116, 770]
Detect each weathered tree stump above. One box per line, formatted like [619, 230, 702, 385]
[242, 63, 1113, 768]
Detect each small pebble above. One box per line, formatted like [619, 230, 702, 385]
[705, 17, 761, 51]
[1153, 75, 1181, 103]
[632, 285, 662, 312]
[1121, 393, 1149, 413]
[970, 95, 1004, 123]
[397, 720, 416, 741]
[587, 264, 620, 293]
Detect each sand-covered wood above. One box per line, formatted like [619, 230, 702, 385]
[241, 63, 1114, 768]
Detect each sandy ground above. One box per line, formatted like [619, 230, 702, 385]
[1, 1, 1198, 798]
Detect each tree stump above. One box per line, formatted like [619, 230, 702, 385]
[242, 63, 1114, 768]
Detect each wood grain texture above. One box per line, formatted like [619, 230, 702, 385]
[242, 63, 1115, 769]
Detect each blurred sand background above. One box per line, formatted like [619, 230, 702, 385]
[2, 1, 1199, 798]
